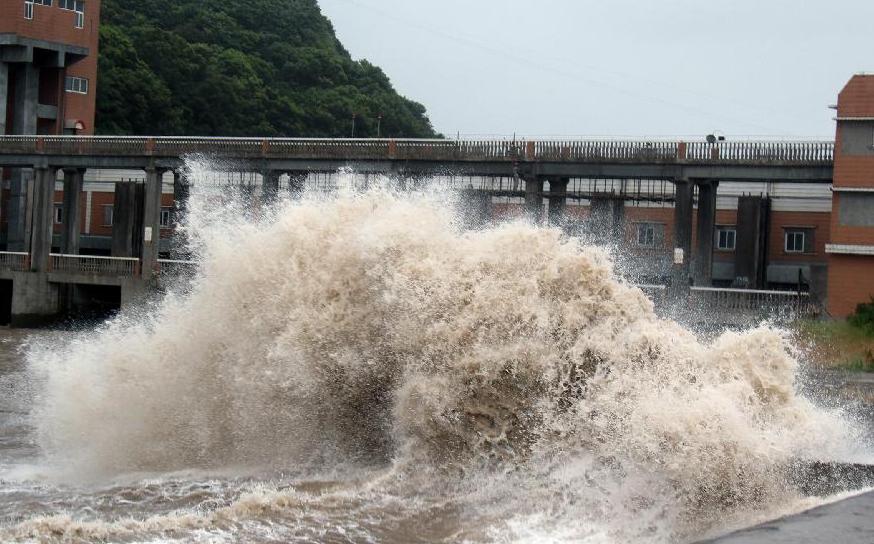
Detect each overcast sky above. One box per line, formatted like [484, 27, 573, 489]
[319, 0, 874, 139]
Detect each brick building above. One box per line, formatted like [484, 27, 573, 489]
[826, 75, 874, 317]
[1, 0, 101, 252]
[1, 0, 100, 136]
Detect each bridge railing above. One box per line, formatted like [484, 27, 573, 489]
[0, 251, 30, 271]
[687, 286, 817, 318]
[157, 259, 198, 277]
[0, 136, 835, 165]
[49, 254, 140, 277]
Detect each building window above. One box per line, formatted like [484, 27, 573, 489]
[784, 228, 814, 254]
[160, 207, 172, 227]
[636, 223, 656, 247]
[64, 76, 89, 94]
[24, 1, 34, 19]
[102, 205, 113, 227]
[60, 0, 84, 26]
[54, 204, 63, 225]
[33, 0, 51, 6]
[716, 226, 736, 251]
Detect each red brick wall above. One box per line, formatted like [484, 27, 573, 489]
[827, 255, 874, 317]
[768, 211, 831, 264]
[828, 75, 874, 316]
[837, 75, 874, 119]
[0, 0, 101, 134]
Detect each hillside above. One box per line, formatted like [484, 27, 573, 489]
[95, 0, 437, 137]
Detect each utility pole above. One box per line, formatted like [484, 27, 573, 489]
[377, 114, 383, 138]
[351, 113, 357, 138]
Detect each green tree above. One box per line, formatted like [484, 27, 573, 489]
[96, 0, 437, 138]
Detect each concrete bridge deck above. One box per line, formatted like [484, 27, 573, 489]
[0, 136, 834, 181]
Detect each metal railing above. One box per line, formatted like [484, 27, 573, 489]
[0, 251, 30, 271]
[49, 254, 140, 277]
[633, 284, 818, 319]
[157, 259, 197, 277]
[0, 136, 835, 165]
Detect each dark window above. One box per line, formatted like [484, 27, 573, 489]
[24, 1, 33, 19]
[33, 0, 51, 6]
[716, 226, 736, 251]
[102, 205, 113, 227]
[64, 76, 88, 94]
[784, 228, 814, 254]
[636, 223, 656, 247]
[160, 207, 171, 227]
[54, 204, 63, 225]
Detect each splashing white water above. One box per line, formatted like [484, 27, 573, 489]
[14, 168, 868, 542]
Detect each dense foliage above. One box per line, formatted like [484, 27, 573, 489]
[95, 0, 437, 137]
[850, 298, 874, 333]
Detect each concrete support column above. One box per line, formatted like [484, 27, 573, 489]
[590, 198, 624, 243]
[171, 170, 190, 258]
[61, 168, 84, 255]
[693, 180, 718, 286]
[461, 188, 492, 229]
[172, 170, 190, 225]
[547, 177, 569, 226]
[12, 64, 38, 134]
[7, 64, 40, 251]
[141, 168, 164, 281]
[262, 170, 281, 205]
[111, 181, 142, 258]
[671, 178, 694, 294]
[524, 177, 544, 223]
[288, 172, 306, 198]
[735, 196, 770, 289]
[29, 166, 57, 273]
[0, 61, 8, 135]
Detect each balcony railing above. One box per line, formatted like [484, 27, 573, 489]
[0, 251, 30, 271]
[49, 254, 140, 277]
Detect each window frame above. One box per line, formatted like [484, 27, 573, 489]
[784, 231, 805, 254]
[54, 204, 63, 225]
[636, 223, 656, 248]
[159, 207, 172, 228]
[102, 205, 114, 227]
[64, 76, 89, 95]
[716, 226, 737, 251]
[24, 1, 34, 20]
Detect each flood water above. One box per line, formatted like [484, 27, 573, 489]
[1, 179, 872, 543]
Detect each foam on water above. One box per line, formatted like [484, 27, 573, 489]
[4, 167, 869, 543]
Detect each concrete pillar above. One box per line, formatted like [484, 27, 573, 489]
[29, 166, 57, 273]
[524, 177, 544, 223]
[171, 170, 190, 258]
[548, 177, 569, 226]
[262, 170, 281, 205]
[693, 181, 718, 286]
[671, 178, 694, 293]
[460, 188, 492, 229]
[141, 168, 164, 280]
[0, 61, 8, 135]
[61, 168, 84, 255]
[111, 181, 143, 258]
[12, 64, 38, 134]
[11, 274, 59, 327]
[172, 170, 189, 224]
[7, 64, 39, 251]
[288, 172, 306, 198]
[589, 198, 624, 243]
[735, 196, 770, 289]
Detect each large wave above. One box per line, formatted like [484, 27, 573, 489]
[21, 170, 866, 542]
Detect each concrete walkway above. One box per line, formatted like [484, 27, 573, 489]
[705, 490, 874, 543]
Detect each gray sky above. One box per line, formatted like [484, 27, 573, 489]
[319, 0, 874, 139]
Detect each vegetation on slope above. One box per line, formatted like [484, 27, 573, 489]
[95, 0, 437, 137]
